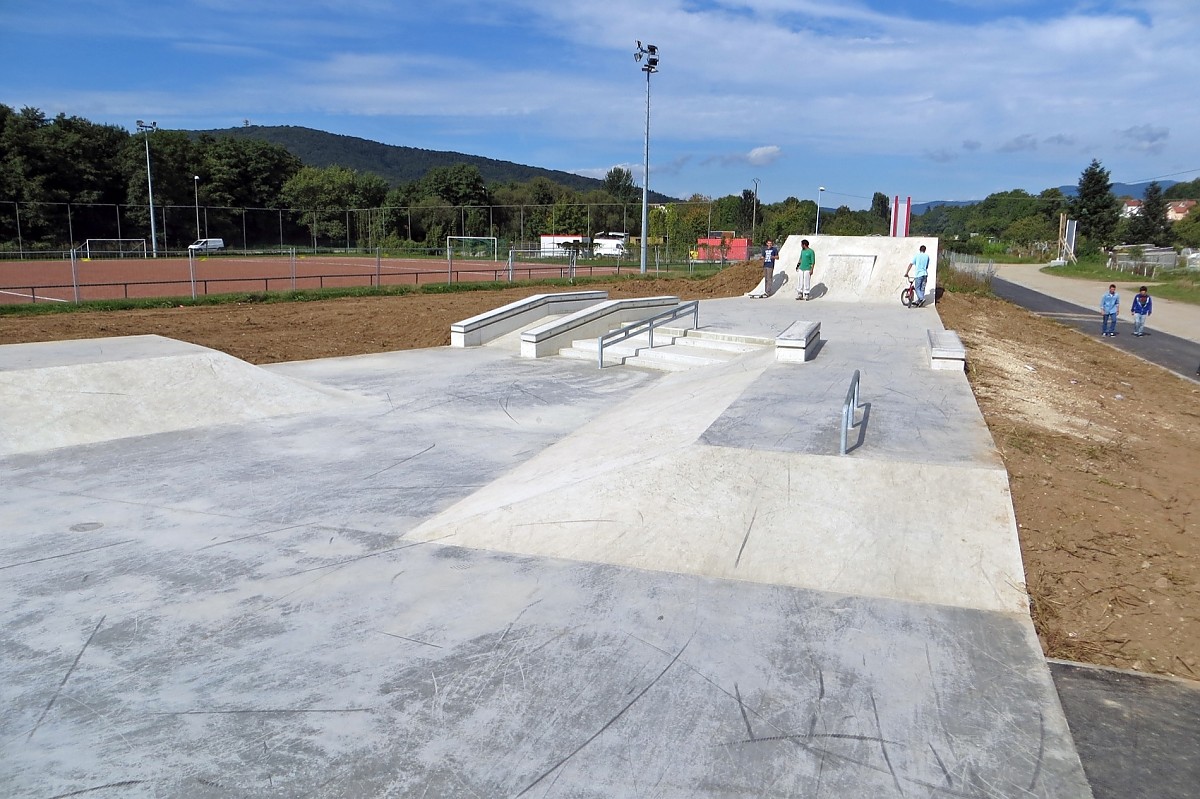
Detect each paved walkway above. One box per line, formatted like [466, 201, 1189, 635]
[994, 263, 1200, 344]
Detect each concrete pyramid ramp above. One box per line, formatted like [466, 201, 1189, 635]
[745, 234, 939, 303]
[0, 335, 362, 456]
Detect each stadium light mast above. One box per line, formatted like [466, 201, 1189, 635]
[136, 120, 158, 257]
[815, 186, 826, 234]
[194, 175, 201, 241]
[751, 178, 760, 245]
[634, 41, 659, 274]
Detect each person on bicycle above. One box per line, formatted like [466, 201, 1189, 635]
[905, 245, 930, 307]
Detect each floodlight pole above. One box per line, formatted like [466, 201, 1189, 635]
[194, 176, 201, 241]
[751, 178, 760, 244]
[136, 120, 158, 257]
[815, 186, 826, 234]
[635, 41, 659, 275]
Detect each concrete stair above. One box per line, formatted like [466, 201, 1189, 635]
[558, 327, 768, 371]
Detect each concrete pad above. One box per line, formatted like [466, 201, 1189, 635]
[0, 295, 1096, 797]
[0, 335, 361, 456]
[1, 504, 1088, 797]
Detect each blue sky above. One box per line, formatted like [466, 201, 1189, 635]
[2, 0, 1197, 208]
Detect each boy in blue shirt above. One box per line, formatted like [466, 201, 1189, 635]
[1131, 286, 1152, 336]
[905, 245, 930, 307]
[1099, 284, 1120, 337]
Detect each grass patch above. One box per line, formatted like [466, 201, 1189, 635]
[939, 262, 996, 296]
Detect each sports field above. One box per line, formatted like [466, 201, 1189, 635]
[0, 253, 630, 304]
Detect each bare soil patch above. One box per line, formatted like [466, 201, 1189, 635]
[3, 264, 1196, 679]
[937, 292, 1199, 679]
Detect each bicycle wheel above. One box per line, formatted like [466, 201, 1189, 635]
[900, 285, 915, 307]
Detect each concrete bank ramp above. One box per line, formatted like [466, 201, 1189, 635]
[0, 335, 361, 456]
[406, 350, 1029, 615]
[745, 234, 939, 303]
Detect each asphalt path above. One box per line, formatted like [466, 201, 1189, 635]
[993, 276, 1200, 380]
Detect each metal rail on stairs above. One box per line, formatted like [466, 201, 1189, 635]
[596, 301, 699, 368]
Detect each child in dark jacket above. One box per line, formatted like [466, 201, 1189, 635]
[1131, 286, 1153, 336]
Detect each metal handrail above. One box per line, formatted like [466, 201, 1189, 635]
[840, 369, 861, 455]
[597, 301, 699, 368]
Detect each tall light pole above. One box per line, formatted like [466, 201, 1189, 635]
[751, 178, 760, 245]
[815, 186, 826, 234]
[136, 120, 158, 257]
[193, 176, 201, 241]
[634, 40, 659, 275]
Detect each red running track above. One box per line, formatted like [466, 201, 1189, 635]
[0, 255, 627, 304]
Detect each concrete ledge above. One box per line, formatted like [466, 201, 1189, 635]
[451, 291, 608, 347]
[775, 321, 821, 363]
[929, 329, 967, 370]
[520, 296, 680, 358]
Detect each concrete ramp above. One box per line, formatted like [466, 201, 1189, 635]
[745, 235, 939, 303]
[0, 335, 362, 456]
[406, 350, 1028, 615]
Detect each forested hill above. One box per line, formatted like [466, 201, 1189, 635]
[193, 125, 674, 199]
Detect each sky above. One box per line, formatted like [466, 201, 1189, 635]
[2, 0, 1198, 209]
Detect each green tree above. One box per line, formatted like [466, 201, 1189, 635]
[280, 165, 386, 247]
[1172, 208, 1200, 248]
[1126, 181, 1173, 246]
[195, 135, 303, 247]
[1003, 215, 1056, 257]
[870, 192, 890, 220]
[600, 167, 639, 204]
[1071, 159, 1120, 248]
[761, 197, 815, 243]
[422, 164, 490, 207]
[1163, 178, 1200, 200]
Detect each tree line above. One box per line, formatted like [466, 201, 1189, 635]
[912, 160, 1200, 254]
[4, 104, 1196, 255]
[0, 105, 899, 255]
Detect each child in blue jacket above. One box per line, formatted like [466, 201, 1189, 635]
[1131, 286, 1152, 336]
[1099, 284, 1120, 337]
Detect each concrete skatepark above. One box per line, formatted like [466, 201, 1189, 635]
[2, 234, 1100, 797]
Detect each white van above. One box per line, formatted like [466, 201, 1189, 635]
[188, 238, 225, 253]
[592, 232, 628, 257]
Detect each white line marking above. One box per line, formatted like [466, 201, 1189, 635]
[0, 289, 70, 302]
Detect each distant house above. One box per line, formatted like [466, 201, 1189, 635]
[1120, 199, 1143, 218]
[1167, 200, 1197, 222]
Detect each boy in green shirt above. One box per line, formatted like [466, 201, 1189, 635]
[795, 239, 815, 300]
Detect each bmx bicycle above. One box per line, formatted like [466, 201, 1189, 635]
[900, 277, 918, 307]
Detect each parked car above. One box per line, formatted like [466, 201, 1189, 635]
[187, 238, 225, 253]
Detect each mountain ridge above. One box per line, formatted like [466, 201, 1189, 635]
[191, 124, 678, 202]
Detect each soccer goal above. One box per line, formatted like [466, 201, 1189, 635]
[446, 236, 499, 266]
[78, 238, 148, 259]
